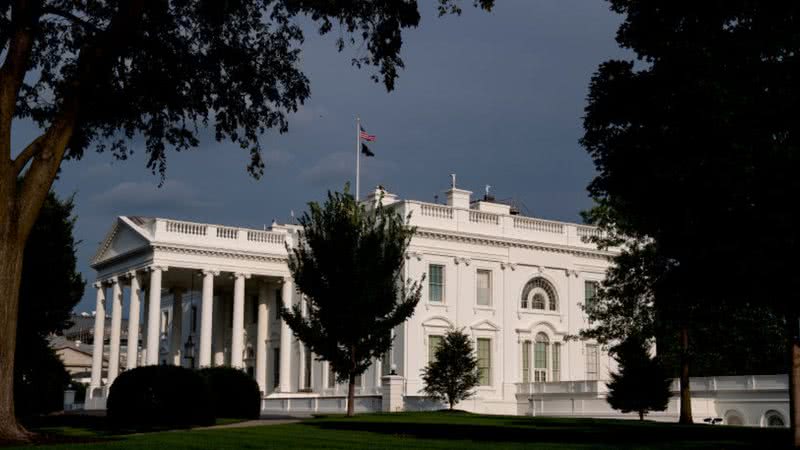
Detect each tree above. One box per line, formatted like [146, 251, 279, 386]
[581, 2, 800, 440]
[281, 187, 422, 416]
[15, 192, 84, 418]
[421, 328, 480, 411]
[606, 336, 671, 421]
[0, 0, 494, 440]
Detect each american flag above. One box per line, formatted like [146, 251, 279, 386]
[359, 126, 376, 142]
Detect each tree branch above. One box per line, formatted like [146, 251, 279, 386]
[40, 7, 102, 34]
[0, 0, 40, 162]
[12, 135, 45, 174]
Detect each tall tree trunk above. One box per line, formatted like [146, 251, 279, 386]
[639, 410, 644, 421]
[789, 315, 800, 448]
[678, 326, 693, 424]
[0, 213, 27, 442]
[347, 373, 355, 417]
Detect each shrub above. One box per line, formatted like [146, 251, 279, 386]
[606, 336, 671, 420]
[107, 365, 214, 430]
[198, 367, 261, 419]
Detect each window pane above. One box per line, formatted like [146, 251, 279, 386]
[273, 348, 280, 388]
[532, 293, 546, 310]
[585, 281, 598, 309]
[586, 344, 598, 380]
[328, 364, 336, 388]
[429, 335, 443, 363]
[522, 341, 531, 383]
[429, 265, 444, 303]
[476, 270, 491, 306]
[552, 343, 561, 382]
[477, 338, 491, 385]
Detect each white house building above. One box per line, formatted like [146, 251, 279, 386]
[86, 180, 789, 427]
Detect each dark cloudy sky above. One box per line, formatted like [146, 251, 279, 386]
[14, 1, 627, 312]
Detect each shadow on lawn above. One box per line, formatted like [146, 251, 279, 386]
[304, 414, 790, 448]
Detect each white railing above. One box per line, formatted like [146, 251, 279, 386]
[247, 230, 285, 244]
[216, 226, 239, 239]
[165, 220, 207, 236]
[420, 203, 453, 219]
[516, 380, 606, 396]
[513, 217, 564, 234]
[469, 210, 499, 225]
[577, 226, 603, 240]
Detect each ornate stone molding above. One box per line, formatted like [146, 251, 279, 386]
[201, 269, 221, 277]
[454, 256, 471, 266]
[152, 244, 288, 264]
[405, 251, 423, 261]
[500, 262, 516, 271]
[414, 229, 613, 261]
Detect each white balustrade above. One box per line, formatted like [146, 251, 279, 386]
[577, 226, 604, 239]
[247, 230, 285, 244]
[513, 217, 565, 234]
[216, 226, 239, 239]
[165, 220, 207, 235]
[419, 203, 453, 219]
[469, 210, 499, 225]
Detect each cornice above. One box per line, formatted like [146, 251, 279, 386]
[152, 243, 288, 264]
[414, 228, 614, 261]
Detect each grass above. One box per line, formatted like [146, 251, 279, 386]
[4, 411, 791, 449]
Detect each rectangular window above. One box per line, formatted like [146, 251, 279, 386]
[477, 338, 491, 386]
[355, 374, 362, 387]
[585, 281, 599, 309]
[552, 343, 561, 382]
[428, 335, 443, 363]
[586, 344, 599, 381]
[522, 341, 531, 383]
[534, 341, 547, 383]
[191, 305, 198, 332]
[251, 295, 259, 324]
[328, 364, 336, 388]
[429, 265, 444, 303]
[273, 348, 280, 388]
[476, 269, 492, 306]
[304, 350, 312, 390]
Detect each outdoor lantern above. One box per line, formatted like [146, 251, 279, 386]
[183, 334, 196, 366]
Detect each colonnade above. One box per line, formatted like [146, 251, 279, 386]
[89, 266, 295, 397]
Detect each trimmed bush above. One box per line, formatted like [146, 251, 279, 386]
[198, 367, 261, 419]
[107, 365, 214, 430]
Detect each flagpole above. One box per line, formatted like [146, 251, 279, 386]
[356, 116, 361, 201]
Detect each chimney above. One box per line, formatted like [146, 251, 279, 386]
[445, 173, 472, 209]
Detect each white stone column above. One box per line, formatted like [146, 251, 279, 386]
[146, 266, 165, 365]
[279, 277, 293, 392]
[255, 280, 269, 393]
[89, 282, 106, 394]
[126, 271, 142, 370]
[297, 295, 307, 390]
[199, 270, 217, 367]
[170, 289, 184, 366]
[212, 294, 225, 366]
[140, 287, 148, 366]
[107, 278, 123, 386]
[231, 273, 249, 368]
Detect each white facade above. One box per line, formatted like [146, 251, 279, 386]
[85, 183, 788, 427]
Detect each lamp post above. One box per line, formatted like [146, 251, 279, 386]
[183, 334, 196, 368]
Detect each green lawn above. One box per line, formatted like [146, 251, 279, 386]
[6, 412, 791, 449]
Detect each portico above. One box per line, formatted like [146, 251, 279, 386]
[88, 217, 305, 400]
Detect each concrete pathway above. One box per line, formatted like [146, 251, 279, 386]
[196, 416, 306, 430]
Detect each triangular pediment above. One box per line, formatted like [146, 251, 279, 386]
[91, 217, 152, 267]
[470, 319, 500, 332]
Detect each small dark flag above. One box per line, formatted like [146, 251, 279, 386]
[361, 142, 375, 157]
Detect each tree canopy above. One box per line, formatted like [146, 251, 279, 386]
[282, 187, 422, 416]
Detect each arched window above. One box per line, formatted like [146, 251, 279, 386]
[725, 410, 744, 426]
[764, 410, 786, 428]
[534, 333, 549, 382]
[521, 277, 559, 311]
